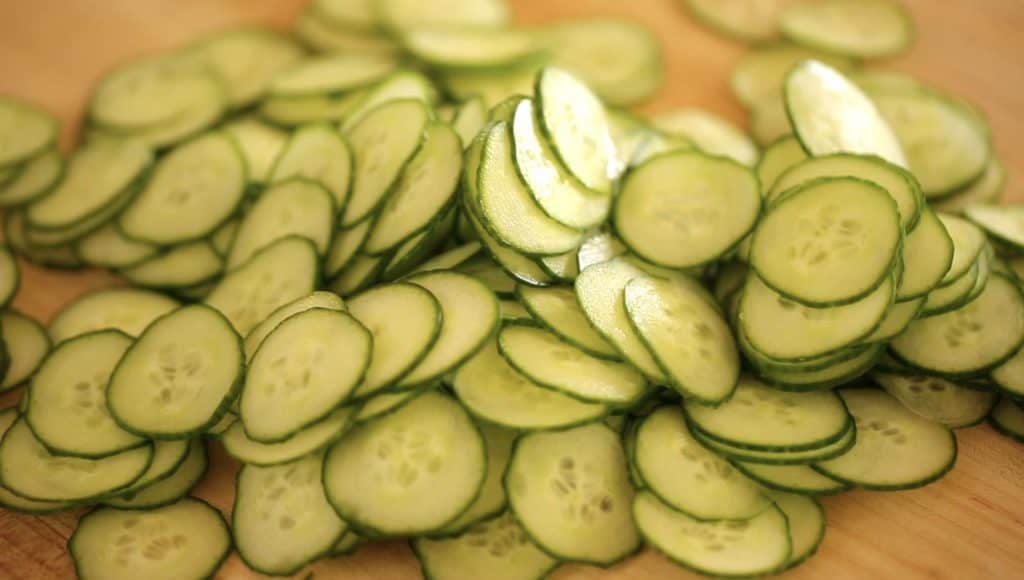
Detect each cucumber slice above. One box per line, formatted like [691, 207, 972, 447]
[324, 391, 485, 535]
[740, 272, 894, 361]
[434, 423, 517, 536]
[204, 236, 319, 335]
[295, 9, 400, 56]
[402, 27, 541, 72]
[118, 132, 247, 245]
[119, 242, 223, 290]
[234, 451, 345, 575]
[506, 422, 639, 565]
[340, 71, 439, 133]
[681, 0, 797, 42]
[76, 224, 158, 269]
[325, 221, 372, 280]
[452, 340, 609, 430]
[464, 205, 556, 287]
[186, 29, 304, 108]
[379, 209, 457, 280]
[625, 275, 740, 403]
[686, 376, 850, 450]
[816, 388, 956, 489]
[774, 493, 826, 570]
[615, 150, 760, 268]
[990, 397, 1024, 443]
[634, 491, 791, 577]
[965, 203, 1024, 252]
[0, 418, 152, 502]
[536, 67, 619, 194]
[785, 60, 907, 168]
[872, 372, 997, 428]
[25, 139, 152, 230]
[209, 218, 239, 258]
[23, 185, 137, 248]
[538, 251, 579, 282]
[759, 345, 880, 391]
[863, 298, 925, 344]
[500, 300, 532, 322]
[69, 498, 230, 580]
[260, 91, 367, 126]
[107, 305, 242, 438]
[749, 96, 791, 146]
[102, 437, 207, 509]
[353, 387, 430, 424]
[269, 123, 353, 209]
[348, 283, 441, 399]
[870, 88, 990, 198]
[3, 210, 82, 268]
[892, 274, 1024, 376]
[897, 206, 954, 300]
[364, 123, 461, 254]
[733, 462, 848, 495]
[991, 344, 1024, 398]
[91, 87, 227, 150]
[105, 439, 190, 499]
[26, 330, 143, 458]
[933, 158, 1006, 213]
[270, 54, 397, 98]
[0, 409, 71, 514]
[228, 179, 335, 269]
[311, 0, 377, 31]
[512, 99, 610, 229]
[441, 64, 541, 110]
[0, 97, 58, 168]
[397, 270, 500, 387]
[575, 259, 668, 381]
[450, 96, 487, 147]
[516, 285, 618, 360]
[731, 45, 853, 109]
[241, 308, 370, 442]
[753, 177, 901, 306]
[222, 406, 355, 466]
[779, 0, 914, 59]
[222, 118, 287, 183]
[497, 323, 648, 406]
[379, 0, 507, 29]
[922, 246, 992, 317]
[1, 310, 50, 391]
[456, 254, 520, 297]
[342, 98, 429, 227]
[0, 148, 63, 207]
[329, 253, 387, 296]
[652, 108, 759, 167]
[0, 246, 17, 308]
[635, 407, 769, 520]
[331, 531, 365, 556]
[49, 288, 178, 343]
[693, 421, 855, 465]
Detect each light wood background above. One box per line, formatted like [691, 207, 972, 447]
[1, 1, 1023, 578]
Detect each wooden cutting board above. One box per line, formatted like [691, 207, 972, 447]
[1, 1, 1023, 578]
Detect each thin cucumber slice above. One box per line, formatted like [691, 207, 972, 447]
[815, 388, 956, 490]
[516, 285, 618, 360]
[0, 97, 58, 167]
[269, 123, 353, 209]
[693, 421, 855, 465]
[456, 255, 519, 297]
[575, 259, 668, 381]
[450, 97, 487, 147]
[785, 60, 907, 168]
[119, 242, 223, 290]
[512, 99, 610, 229]
[755, 344, 881, 392]
[102, 437, 207, 509]
[91, 84, 227, 149]
[440, 64, 540, 110]
[872, 372, 997, 429]
[452, 340, 609, 430]
[186, 28, 304, 108]
[897, 206, 954, 300]
[464, 206, 556, 287]
[415, 511, 556, 580]
[260, 91, 366, 126]
[24, 186, 137, 248]
[204, 236, 319, 335]
[933, 158, 1006, 213]
[326, 220, 372, 279]
[312, 0, 377, 31]
[49, 288, 178, 343]
[378, 0, 507, 29]
[921, 247, 990, 317]
[500, 300, 532, 322]
[401, 27, 541, 71]
[749, 96, 791, 146]
[234, 451, 345, 575]
[536, 67, 619, 194]
[636, 407, 769, 520]
[348, 283, 441, 399]
[607, 109, 657, 167]
[685, 376, 850, 451]
[222, 117, 288, 183]
[576, 231, 627, 272]
[891, 274, 1024, 376]
[118, 132, 247, 245]
[353, 387, 430, 424]
[740, 273, 894, 361]
[106, 439, 190, 499]
[628, 130, 695, 166]
[990, 397, 1024, 442]
[753, 177, 901, 306]
[870, 88, 990, 198]
[634, 491, 791, 577]
[295, 9, 400, 55]
[339, 71, 439, 133]
[681, 0, 797, 42]
[209, 218, 239, 257]
[26, 331, 143, 458]
[991, 345, 1024, 398]
[625, 275, 740, 403]
[1, 310, 50, 391]
[106, 305, 241, 438]
[341, 98, 429, 227]
[241, 308, 370, 442]
[965, 203, 1024, 252]
[76, 224, 158, 269]
[25, 139, 152, 230]
[324, 391, 485, 535]
[269, 54, 397, 97]
[3, 210, 82, 268]
[434, 423, 517, 536]
[731, 45, 853, 108]
[506, 422, 639, 565]
[773, 493, 826, 570]
[769, 154, 922, 231]
[328, 253, 387, 296]
[538, 251, 579, 282]
[0, 411, 71, 514]
[733, 462, 848, 495]
[497, 323, 647, 406]
[652, 108, 759, 166]
[222, 406, 355, 466]
[71, 498, 229, 580]
[0, 148, 63, 207]
[398, 271, 500, 387]
[364, 122, 462, 254]
[0, 418, 152, 502]
[379, 209, 456, 280]
[865, 298, 924, 343]
[331, 531, 365, 556]
[615, 150, 760, 268]
[0, 246, 17, 308]
[779, 0, 914, 59]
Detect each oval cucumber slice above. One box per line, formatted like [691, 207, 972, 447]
[222, 406, 355, 466]
[102, 437, 208, 509]
[872, 372, 996, 428]
[734, 462, 848, 495]
[1, 309, 50, 392]
[990, 397, 1024, 443]
[0, 147, 64, 207]
[269, 123, 353, 209]
[49, 288, 179, 343]
[773, 493, 827, 570]
[779, 0, 914, 59]
[434, 423, 517, 536]
[516, 285, 618, 359]
[243, 291, 346, 361]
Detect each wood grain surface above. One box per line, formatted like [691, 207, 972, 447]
[1, 1, 1023, 579]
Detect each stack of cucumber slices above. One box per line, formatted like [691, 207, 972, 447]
[0, 0, 1022, 578]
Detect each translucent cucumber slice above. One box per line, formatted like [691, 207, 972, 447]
[731, 45, 853, 108]
[227, 179, 335, 268]
[269, 123, 353, 209]
[653, 108, 759, 166]
[779, 0, 914, 59]
[872, 372, 997, 428]
[49, 288, 178, 343]
[242, 291, 345, 361]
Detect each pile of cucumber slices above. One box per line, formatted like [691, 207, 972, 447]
[0, 0, 1022, 578]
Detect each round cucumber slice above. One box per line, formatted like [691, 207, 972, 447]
[1, 309, 50, 392]
[779, 0, 914, 59]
